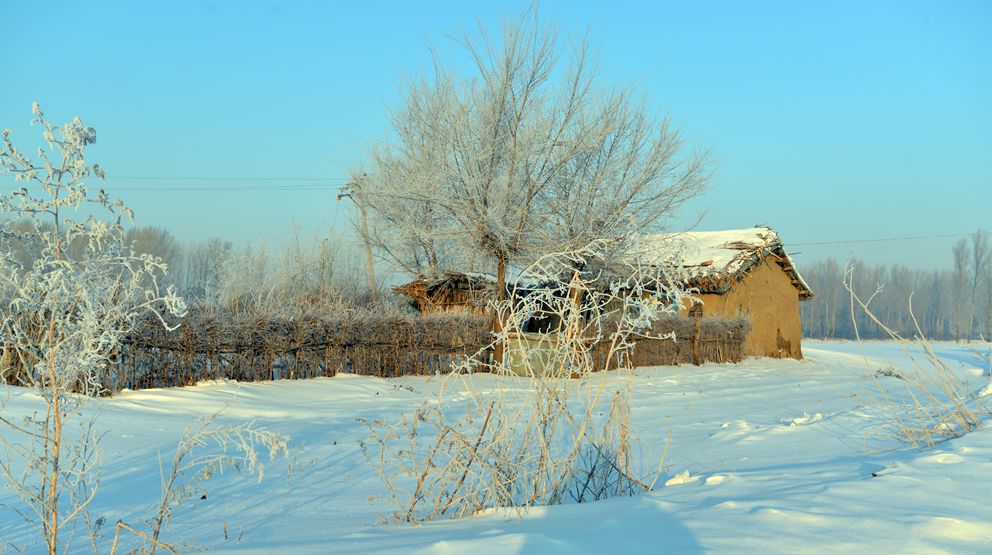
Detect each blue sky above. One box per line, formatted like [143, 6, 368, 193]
[2, 0, 989, 269]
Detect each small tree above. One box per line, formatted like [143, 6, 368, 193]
[0, 103, 186, 554]
[951, 238, 969, 340]
[177, 236, 231, 298]
[968, 230, 991, 338]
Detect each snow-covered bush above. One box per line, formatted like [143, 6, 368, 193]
[360, 242, 690, 522]
[0, 104, 185, 554]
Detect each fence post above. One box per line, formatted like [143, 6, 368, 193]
[690, 302, 703, 366]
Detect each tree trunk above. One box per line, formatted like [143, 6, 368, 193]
[356, 196, 378, 305]
[493, 257, 507, 365]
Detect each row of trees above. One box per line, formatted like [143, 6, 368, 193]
[1, 220, 379, 314]
[123, 227, 375, 312]
[800, 230, 992, 340]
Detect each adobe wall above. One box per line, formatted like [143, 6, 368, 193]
[685, 257, 804, 359]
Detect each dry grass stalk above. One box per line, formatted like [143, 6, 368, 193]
[360, 243, 689, 523]
[110, 522, 181, 555]
[108, 408, 288, 554]
[845, 264, 990, 447]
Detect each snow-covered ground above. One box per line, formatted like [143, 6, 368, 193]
[2, 340, 991, 554]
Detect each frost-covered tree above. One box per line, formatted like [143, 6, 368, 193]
[127, 225, 183, 282]
[968, 230, 990, 338]
[0, 104, 185, 554]
[952, 239, 969, 339]
[355, 8, 708, 291]
[347, 172, 465, 277]
[177, 236, 232, 298]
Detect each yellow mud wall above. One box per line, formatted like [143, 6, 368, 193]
[682, 258, 804, 359]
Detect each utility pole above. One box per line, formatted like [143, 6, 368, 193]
[338, 177, 378, 305]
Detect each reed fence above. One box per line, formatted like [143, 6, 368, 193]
[632, 315, 749, 366]
[107, 311, 491, 391]
[1, 311, 749, 393]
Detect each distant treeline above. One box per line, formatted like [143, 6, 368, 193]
[801, 231, 992, 340]
[0, 220, 388, 325]
[13, 219, 988, 342]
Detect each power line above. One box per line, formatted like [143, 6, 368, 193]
[0, 175, 347, 192]
[108, 176, 349, 182]
[98, 185, 336, 192]
[790, 233, 973, 247]
[0, 174, 350, 191]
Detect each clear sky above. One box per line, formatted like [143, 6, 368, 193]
[2, 0, 990, 269]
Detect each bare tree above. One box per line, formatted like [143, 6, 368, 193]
[350, 172, 464, 277]
[358, 8, 707, 280]
[952, 238, 969, 339]
[179, 237, 232, 297]
[968, 230, 990, 338]
[127, 225, 182, 274]
[356, 9, 708, 359]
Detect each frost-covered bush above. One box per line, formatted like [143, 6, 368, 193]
[361, 242, 689, 522]
[0, 104, 185, 554]
[106, 410, 288, 555]
[212, 233, 379, 316]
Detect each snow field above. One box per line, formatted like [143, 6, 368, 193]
[1, 341, 991, 554]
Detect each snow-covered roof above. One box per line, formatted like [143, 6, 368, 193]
[628, 226, 813, 299]
[396, 227, 813, 306]
[459, 271, 547, 290]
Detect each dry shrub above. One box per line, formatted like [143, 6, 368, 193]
[845, 264, 991, 447]
[360, 386, 644, 523]
[360, 243, 688, 523]
[109, 409, 289, 555]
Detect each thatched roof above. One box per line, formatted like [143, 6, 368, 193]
[392, 270, 556, 313]
[395, 227, 813, 311]
[627, 226, 813, 300]
[393, 272, 498, 312]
